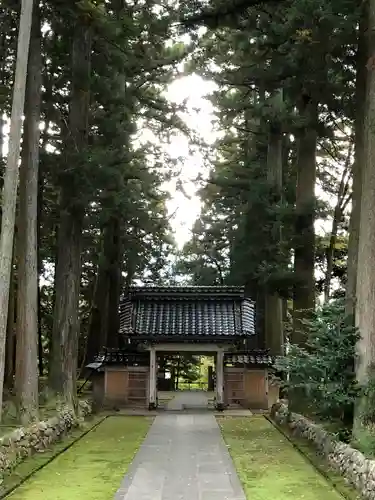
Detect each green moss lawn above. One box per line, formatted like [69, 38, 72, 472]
[1, 416, 104, 497]
[218, 416, 346, 500]
[7, 416, 152, 500]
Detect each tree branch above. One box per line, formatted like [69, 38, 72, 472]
[180, 0, 283, 29]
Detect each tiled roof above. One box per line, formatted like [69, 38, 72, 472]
[87, 349, 272, 369]
[224, 351, 275, 366]
[119, 286, 255, 338]
[92, 350, 149, 366]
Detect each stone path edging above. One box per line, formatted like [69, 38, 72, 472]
[0, 399, 92, 477]
[271, 401, 375, 500]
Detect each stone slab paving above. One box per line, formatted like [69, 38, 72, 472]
[113, 413, 246, 500]
[164, 390, 212, 410]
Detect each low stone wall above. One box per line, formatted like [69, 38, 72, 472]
[0, 399, 92, 476]
[271, 401, 375, 499]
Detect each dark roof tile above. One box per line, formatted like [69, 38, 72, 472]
[224, 352, 274, 366]
[119, 286, 255, 338]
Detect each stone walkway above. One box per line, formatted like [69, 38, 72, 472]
[113, 413, 246, 500]
[164, 390, 213, 410]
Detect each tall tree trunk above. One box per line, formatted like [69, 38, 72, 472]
[0, 0, 34, 421]
[47, 220, 59, 375]
[37, 282, 43, 376]
[323, 210, 342, 304]
[37, 170, 43, 377]
[85, 250, 110, 364]
[355, 0, 375, 391]
[265, 89, 284, 355]
[292, 97, 318, 345]
[346, 10, 367, 320]
[37, 124, 49, 378]
[5, 241, 16, 391]
[85, 215, 122, 364]
[48, 17, 91, 409]
[324, 148, 352, 303]
[49, 201, 82, 404]
[106, 216, 122, 348]
[15, 3, 41, 424]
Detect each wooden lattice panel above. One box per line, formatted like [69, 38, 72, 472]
[224, 368, 245, 407]
[127, 369, 148, 406]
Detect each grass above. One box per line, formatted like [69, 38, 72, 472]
[351, 424, 375, 458]
[0, 415, 105, 497]
[6, 416, 152, 500]
[218, 416, 346, 500]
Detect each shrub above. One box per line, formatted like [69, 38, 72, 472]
[274, 299, 360, 438]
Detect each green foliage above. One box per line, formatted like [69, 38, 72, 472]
[351, 427, 375, 458]
[0, 0, 363, 417]
[160, 354, 201, 387]
[1, 0, 197, 376]
[174, 206, 232, 285]
[178, 0, 359, 314]
[315, 233, 348, 297]
[275, 299, 360, 433]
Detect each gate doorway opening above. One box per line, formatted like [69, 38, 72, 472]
[147, 344, 225, 411]
[157, 353, 215, 411]
[157, 354, 215, 392]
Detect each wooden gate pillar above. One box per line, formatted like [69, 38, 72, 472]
[149, 346, 157, 410]
[216, 349, 225, 411]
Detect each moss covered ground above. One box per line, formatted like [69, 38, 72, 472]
[0, 415, 104, 497]
[6, 416, 152, 500]
[218, 416, 350, 500]
[273, 418, 361, 500]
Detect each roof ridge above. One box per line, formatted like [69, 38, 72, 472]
[126, 285, 245, 289]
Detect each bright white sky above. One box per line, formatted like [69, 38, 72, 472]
[164, 74, 217, 247]
[163, 74, 336, 247]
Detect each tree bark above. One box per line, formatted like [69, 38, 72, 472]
[264, 89, 284, 356]
[85, 251, 110, 364]
[49, 201, 82, 404]
[15, 3, 41, 424]
[324, 146, 352, 303]
[37, 181, 43, 378]
[355, 0, 375, 389]
[346, 10, 367, 320]
[106, 216, 122, 348]
[292, 98, 318, 345]
[85, 215, 122, 364]
[0, 0, 34, 421]
[48, 16, 92, 409]
[5, 242, 16, 391]
[37, 145, 46, 377]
